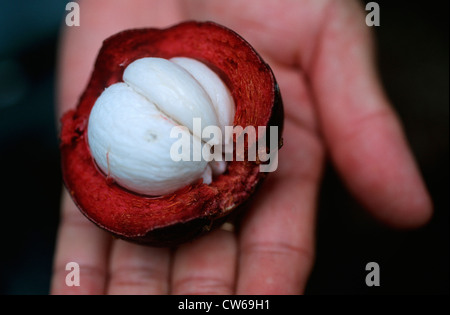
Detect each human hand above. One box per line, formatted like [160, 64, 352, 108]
[51, 0, 432, 294]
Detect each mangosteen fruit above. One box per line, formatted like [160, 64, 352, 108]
[60, 21, 284, 246]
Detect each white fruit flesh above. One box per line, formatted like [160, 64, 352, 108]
[87, 57, 235, 196]
[170, 57, 235, 142]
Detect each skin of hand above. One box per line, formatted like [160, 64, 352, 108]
[51, 0, 432, 295]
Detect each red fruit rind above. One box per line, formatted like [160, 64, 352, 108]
[60, 21, 283, 246]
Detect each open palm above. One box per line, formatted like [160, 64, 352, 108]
[51, 0, 431, 294]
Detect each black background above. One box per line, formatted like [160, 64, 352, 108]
[0, 1, 448, 294]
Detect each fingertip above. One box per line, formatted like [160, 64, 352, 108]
[378, 189, 433, 230]
[359, 167, 434, 229]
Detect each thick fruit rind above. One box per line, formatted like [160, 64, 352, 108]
[60, 21, 284, 246]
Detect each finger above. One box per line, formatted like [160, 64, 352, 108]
[310, 0, 432, 228]
[237, 118, 324, 294]
[171, 229, 237, 295]
[51, 189, 111, 294]
[106, 240, 171, 295]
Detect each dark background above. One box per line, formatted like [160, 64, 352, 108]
[0, 1, 448, 294]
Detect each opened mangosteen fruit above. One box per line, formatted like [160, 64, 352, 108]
[60, 21, 284, 246]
